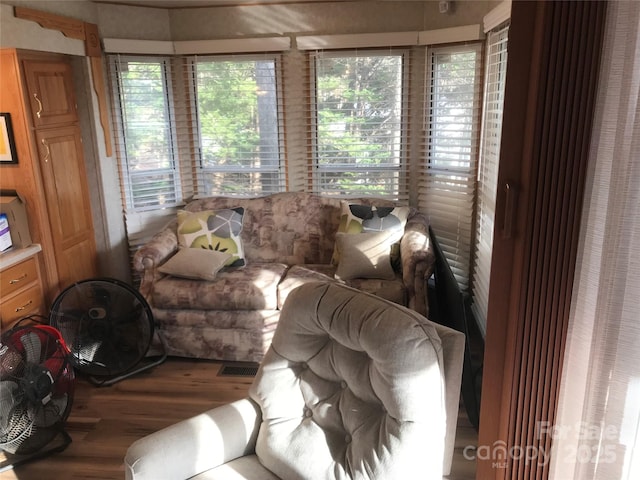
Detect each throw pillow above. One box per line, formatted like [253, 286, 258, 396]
[334, 231, 397, 281]
[158, 248, 232, 281]
[331, 202, 410, 265]
[177, 208, 246, 267]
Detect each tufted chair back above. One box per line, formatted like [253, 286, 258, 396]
[124, 281, 464, 480]
[249, 281, 455, 479]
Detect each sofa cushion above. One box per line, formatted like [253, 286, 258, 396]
[278, 265, 407, 310]
[153, 308, 280, 362]
[177, 208, 246, 267]
[277, 265, 335, 309]
[153, 263, 288, 310]
[347, 276, 407, 307]
[191, 455, 279, 480]
[158, 248, 232, 281]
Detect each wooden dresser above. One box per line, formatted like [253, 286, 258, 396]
[0, 245, 45, 332]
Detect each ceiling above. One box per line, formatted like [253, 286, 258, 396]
[91, 0, 356, 9]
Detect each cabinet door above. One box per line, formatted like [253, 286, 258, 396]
[36, 126, 97, 289]
[23, 59, 78, 127]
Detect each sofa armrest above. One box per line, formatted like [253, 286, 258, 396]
[401, 213, 435, 317]
[132, 223, 179, 273]
[125, 398, 261, 480]
[132, 223, 178, 299]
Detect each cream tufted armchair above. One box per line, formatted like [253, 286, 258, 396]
[124, 282, 465, 479]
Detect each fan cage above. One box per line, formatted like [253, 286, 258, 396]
[0, 325, 75, 456]
[49, 278, 155, 378]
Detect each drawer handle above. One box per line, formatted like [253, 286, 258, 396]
[9, 274, 27, 284]
[15, 300, 33, 312]
[33, 93, 43, 118]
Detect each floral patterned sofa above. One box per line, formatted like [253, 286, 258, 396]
[133, 192, 435, 362]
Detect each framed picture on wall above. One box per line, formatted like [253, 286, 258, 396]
[0, 113, 18, 165]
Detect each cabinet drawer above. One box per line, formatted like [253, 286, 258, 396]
[0, 283, 44, 328]
[0, 256, 39, 298]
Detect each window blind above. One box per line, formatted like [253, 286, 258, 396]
[191, 54, 285, 196]
[309, 49, 410, 201]
[472, 24, 509, 334]
[108, 55, 190, 284]
[420, 44, 483, 290]
[109, 56, 181, 210]
[109, 53, 287, 207]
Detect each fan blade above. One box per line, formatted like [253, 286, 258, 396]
[0, 381, 19, 432]
[20, 332, 42, 364]
[0, 404, 34, 454]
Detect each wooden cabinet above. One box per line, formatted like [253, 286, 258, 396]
[35, 126, 97, 287]
[23, 59, 78, 127]
[0, 49, 97, 301]
[0, 246, 45, 332]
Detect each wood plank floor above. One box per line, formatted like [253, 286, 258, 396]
[0, 358, 477, 479]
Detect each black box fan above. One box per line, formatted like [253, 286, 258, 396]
[49, 278, 167, 386]
[0, 324, 75, 472]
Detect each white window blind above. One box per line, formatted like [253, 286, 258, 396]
[192, 55, 285, 196]
[310, 50, 409, 200]
[110, 56, 181, 210]
[109, 53, 286, 207]
[472, 24, 509, 334]
[420, 44, 483, 290]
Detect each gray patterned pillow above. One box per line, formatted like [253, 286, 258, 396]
[332, 201, 410, 266]
[177, 208, 245, 267]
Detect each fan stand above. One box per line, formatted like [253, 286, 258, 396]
[87, 331, 168, 387]
[0, 429, 72, 473]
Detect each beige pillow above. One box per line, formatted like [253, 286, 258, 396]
[158, 248, 232, 281]
[334, 231, 397, 281]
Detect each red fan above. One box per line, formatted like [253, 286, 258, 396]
[0, 324, 75, 472]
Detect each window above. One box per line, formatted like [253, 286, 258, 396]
[192, 55, 284, 196]
[108, 40, 485, 287]
[110, 56, 180, 210]
[311, 51, 407, 199]
[110, 54, 285, 209]
[472, 24, 509, 333]
[420, 44, 483, 290]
